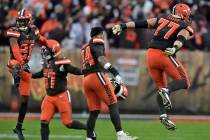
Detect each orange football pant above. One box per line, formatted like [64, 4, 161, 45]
[83, 72, 117, 111]
[40, 91, 72, 125]
[146, 48, 190, 89]
[7, 59, 31, 96]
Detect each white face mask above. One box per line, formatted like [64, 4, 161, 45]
[41, 47, 52, 60]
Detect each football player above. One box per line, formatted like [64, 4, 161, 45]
[81, 27, 138, 140]
[112, 3, 194, 130]
[5, 9, 51, 140]
[32, 39, 87, 140]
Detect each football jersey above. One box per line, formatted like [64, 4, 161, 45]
[81, 38, 105, 75]
[5, 25, 40, 63]
[32, 58, 82, 96]
[149, 14, 194, 50]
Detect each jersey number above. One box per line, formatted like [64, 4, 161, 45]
[81, 46, 94, 69]
[154, 18, 180, 39]
[44, 69, 56, 89]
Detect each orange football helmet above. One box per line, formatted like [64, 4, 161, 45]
[172, 3, 192, 23]
[16, 9, 32, 31]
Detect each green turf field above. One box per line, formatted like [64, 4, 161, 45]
[0, 119, 210, 140]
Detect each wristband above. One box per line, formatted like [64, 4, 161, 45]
[120, 23, 127, 30]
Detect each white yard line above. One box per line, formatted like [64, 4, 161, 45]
[0, 113, 210, 120]
[0, 134, 83, 139]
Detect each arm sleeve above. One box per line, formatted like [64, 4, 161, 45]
[64, 64, 83, 75]
[32, 70, 44, 79]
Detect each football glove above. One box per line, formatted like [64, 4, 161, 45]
[112, 25, 123, 35]
[22, 63, 30, 73]
[165, 46, 179, 56]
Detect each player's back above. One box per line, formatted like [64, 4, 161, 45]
[150, 14, 193, 50]
[81, 38, 105, 75]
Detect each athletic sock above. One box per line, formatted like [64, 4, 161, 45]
[66, 120, 87, 130]
[41, 122, 49, 140]
[87, 110, 100, 138]
[109, 103, 122, 132]
[168, 79, 188, 92]
[16, 100, 28, 129]
[156, 94, 167, 115]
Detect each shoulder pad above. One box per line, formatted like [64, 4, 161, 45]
[186, 26, 194, 35]
[92, 38, 104, 45]
[55, 59, 71, 65]
[5, 29, 20, 38]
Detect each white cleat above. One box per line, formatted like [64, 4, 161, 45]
[160, 114, 176, 131]
[117, 131, 138, 140]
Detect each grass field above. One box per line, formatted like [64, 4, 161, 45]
[0, 119, 210, 140]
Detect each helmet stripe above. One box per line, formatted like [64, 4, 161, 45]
[20, 9, 25, 17]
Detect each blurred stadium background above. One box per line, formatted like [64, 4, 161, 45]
[0, 0, 210, 139]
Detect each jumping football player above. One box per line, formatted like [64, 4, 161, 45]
[32, 39, 87, 140]
[5, 9, 51, 139]
[112, 3, 194, 130]
[81, 27, 138, 140]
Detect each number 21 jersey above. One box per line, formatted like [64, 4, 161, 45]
[150, 14, 194, 50]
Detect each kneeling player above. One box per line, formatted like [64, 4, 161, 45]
[32, 39, 86, 140]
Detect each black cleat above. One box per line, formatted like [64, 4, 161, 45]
[13, 128, 25, 140]
[160, 114, 176, 131]
[158, 88, 172, 109]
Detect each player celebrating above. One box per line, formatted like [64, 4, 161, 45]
[5, 9, 51, 139]
[112, 3, 193, 130]
[81, 27, 138, 140]
[32, 39, 87, 140]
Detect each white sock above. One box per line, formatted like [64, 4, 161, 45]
[162, 88, 169, 92]
[160, 114, 167, 118]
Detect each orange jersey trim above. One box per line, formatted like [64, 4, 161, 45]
[93, 38, 104, 44]
[55, 59, 71, 65]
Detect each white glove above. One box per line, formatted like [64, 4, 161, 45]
[115, 75, 123, 84]
[165, 47, 177, 56]
[112, 25, 123, 35]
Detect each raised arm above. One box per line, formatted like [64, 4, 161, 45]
[112, 18, 158, 35]
[32, 70, 44, 79]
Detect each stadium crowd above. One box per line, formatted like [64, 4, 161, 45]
[0, 0, 210, 51]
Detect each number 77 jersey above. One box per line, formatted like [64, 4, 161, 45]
[150, 14, 194, 50]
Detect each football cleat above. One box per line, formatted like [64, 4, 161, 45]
[13, 127, 25, 140]
[158, 88, 172, 109]
[117, 131, 138, 140]
[160, 114, 176, 131]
